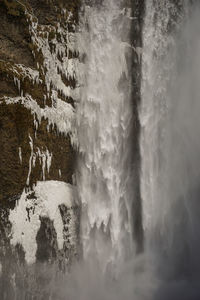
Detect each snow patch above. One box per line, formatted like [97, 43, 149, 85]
[9, 181, 77, 264]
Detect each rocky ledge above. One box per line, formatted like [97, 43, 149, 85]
[0, 0, 80, 298]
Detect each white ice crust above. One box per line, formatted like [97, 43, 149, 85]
[9, 181, 76, 264]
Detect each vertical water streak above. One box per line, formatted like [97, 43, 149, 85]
[141, 0, 200, 285]
[77, 0, 137, 271]
[140, 0, 177, 234]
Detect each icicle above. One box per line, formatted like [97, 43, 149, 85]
[18, 147, 22, 164]
[26, 135, 34, 186]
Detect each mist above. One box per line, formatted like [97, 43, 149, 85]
[60, 2, 200, 300]
[57, 2, 200, 300]
[2, 1, 200, 300]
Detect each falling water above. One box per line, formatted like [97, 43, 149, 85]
[2, 0, 200, 299]
[76, 0, 200, 298]
[140, 0, 200, 298]
[76, 0, 138, 272]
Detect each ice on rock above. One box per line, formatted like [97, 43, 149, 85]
[9, 181, 77, 264]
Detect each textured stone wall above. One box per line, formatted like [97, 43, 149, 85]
[0, 0, 79, 298]
[0, 0, 79, 206]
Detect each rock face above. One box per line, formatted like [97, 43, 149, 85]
[0, 0, 79, 298]
[0, 0, 145, 298]
[0, 0, 79, 205]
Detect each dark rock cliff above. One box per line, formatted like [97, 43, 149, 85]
[0, 0, 79, 206]
[0, 0, 79, 298]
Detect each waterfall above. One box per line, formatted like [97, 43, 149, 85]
[76, 0, 200, 297]
[2, 0, 200, 299]
[141, 0, 200, 294]
[77, 0, 138, 272]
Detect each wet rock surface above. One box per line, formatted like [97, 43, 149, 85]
[0, 0, 79, 205]
[0, 0, 79, 298]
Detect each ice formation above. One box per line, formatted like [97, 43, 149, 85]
[9, 181, 77, 264]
